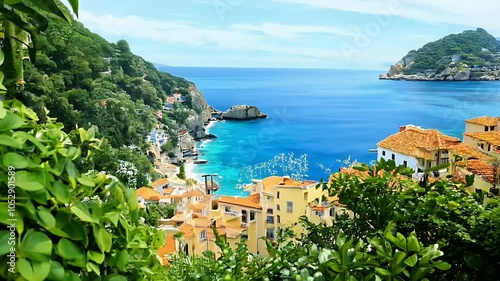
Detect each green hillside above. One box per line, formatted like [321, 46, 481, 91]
[18, 14, 197, 187]
[387, 28, 500, 77]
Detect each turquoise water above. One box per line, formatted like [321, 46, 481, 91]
[163, 67, 500, 196]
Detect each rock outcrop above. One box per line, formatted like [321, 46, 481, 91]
[221, 105, 267, 120]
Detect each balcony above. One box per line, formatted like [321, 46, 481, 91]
[224, 211, 242, 217]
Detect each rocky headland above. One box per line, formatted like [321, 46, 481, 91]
[380, 28, 500, 81]
[221, 105, 267, 120]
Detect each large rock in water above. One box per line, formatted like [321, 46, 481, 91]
[222, 105, 267, 120]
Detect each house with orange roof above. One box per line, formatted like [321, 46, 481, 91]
[463, 131, 500, 155]
[218, 176, 325, 255]
[464, 116, 499, 133]
[377, 125, 461, 178]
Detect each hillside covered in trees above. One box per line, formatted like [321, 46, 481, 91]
[16, 13, 204, 187]
[381, 28, 500, 81]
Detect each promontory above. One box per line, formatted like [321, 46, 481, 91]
[380, 28, 500, 81]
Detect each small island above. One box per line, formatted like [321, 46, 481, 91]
[380, 28, 500, 81]
[221, 105, 267, 120]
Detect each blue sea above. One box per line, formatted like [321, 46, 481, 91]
[163, 67, 500, 196]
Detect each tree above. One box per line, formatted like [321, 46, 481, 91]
[177, 164, 186, 180]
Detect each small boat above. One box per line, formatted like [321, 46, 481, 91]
[368, 149, 378, 153]
[194, 159, 208, 164]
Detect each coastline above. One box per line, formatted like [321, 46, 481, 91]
[184, 120, 219, 184]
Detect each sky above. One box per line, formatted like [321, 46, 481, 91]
[71, 0, 500, 70]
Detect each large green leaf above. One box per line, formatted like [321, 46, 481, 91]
[47, 181, 71, 204]
[0, 135, 23, 148]
[15, 170, 45, 191]
[57, 238, 84, 260]
[71, 202, 94, 223]
[0, 231, 12, 255]
[19, 230, 53, 260]
[37, 207, 56, 228]
[2, 152, 36, 169]
[25, 0, 72, 23]
[17, 257, 51, 281]
[93, 225, 112, 253]
[0, 112, 23, 131]
[67, 0, 79, 17]
[46, 260, 65, 281]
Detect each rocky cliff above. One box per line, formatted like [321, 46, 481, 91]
[222, 105, 267, 120]
[185, 84, 211, 139]
[380, 28, 500, 81]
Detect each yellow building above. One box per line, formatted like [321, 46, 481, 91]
[464, 116, 499, 133]
[218, 176, 333, 255]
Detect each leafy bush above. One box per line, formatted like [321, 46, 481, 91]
[0, 100, 165, 281]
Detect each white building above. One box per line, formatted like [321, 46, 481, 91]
[377, 125, 461, 178]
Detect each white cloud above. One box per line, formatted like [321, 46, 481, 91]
[273, 0, 500, 34]
[229, 23, 356, 40]
[78, 11, 343, 59]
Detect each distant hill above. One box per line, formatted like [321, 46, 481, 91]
[381, 28, 500, 81]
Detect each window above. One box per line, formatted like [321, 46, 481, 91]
[391, 154, 395, 161]
[315, 211, 324, 216]
[480, 144, 484, 149]
[266, 196, 271, 200]
[267, 208, 273, 214]
[485, 126, 489, 131]
[287, 201, 293, 213]
[224, 206, 231, 212]
[242, 210, 248, 223]
[200, 230, 206, 241]
[266, 216, 274, 224]
[329, 208, 335, 217]
[403, 160, 407, 168]
[276, 204, 280, 211]
[277, 215, 281, 223]
[490, 126, 495, 131]
[276, 191, 280, 199]
[250, 211, 255, 221]
[382, 150, 386, 156]
[266, 228, 275, 239]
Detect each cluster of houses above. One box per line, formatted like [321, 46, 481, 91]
[377, 116, 499, 191]
[137, 115, 499, 266]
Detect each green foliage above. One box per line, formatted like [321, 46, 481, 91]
[302, 159, 500, 281]
[139, 203, 176, 227]
[164, 224, 449, 281]
[404, 28, 500, 74]
[177, 164, 186, 180]
[0, 100, 165, 280]
[161, 141, 174, 154]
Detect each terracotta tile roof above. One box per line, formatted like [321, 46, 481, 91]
[188, 202, 207, 211]
[178, 223, 194, 240]
[225, 227, 245, 239]
[262, 176, 304, 192]
[378, 127, 461, 160]
[463, 131, 500, 146]
[170, 213, 187, 222]
[447, 143, 490, 160]
[219, 193, 262, 209]
[457, 159, 497, 184]
[135, 187, 164, 201]
[153, 178, 169, 188]
[158, 234, 176, 266]
[193, 217, 212, 227]
[163, 187, 175, 195]
[184, 189, 205, 197]
[465, 116, 499, 127]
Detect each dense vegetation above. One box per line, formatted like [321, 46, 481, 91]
[404, 28, 500, 74]
[2, 1, 500, 281]
[6, 6, 198, 187]
[164, 160, 500, 281]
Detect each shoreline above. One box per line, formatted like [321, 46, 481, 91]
[185, 120, 220, 184]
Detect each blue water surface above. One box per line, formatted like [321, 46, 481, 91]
[162, 67, 500, 196]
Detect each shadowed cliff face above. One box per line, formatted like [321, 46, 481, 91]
[187, 83, 211, 138]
